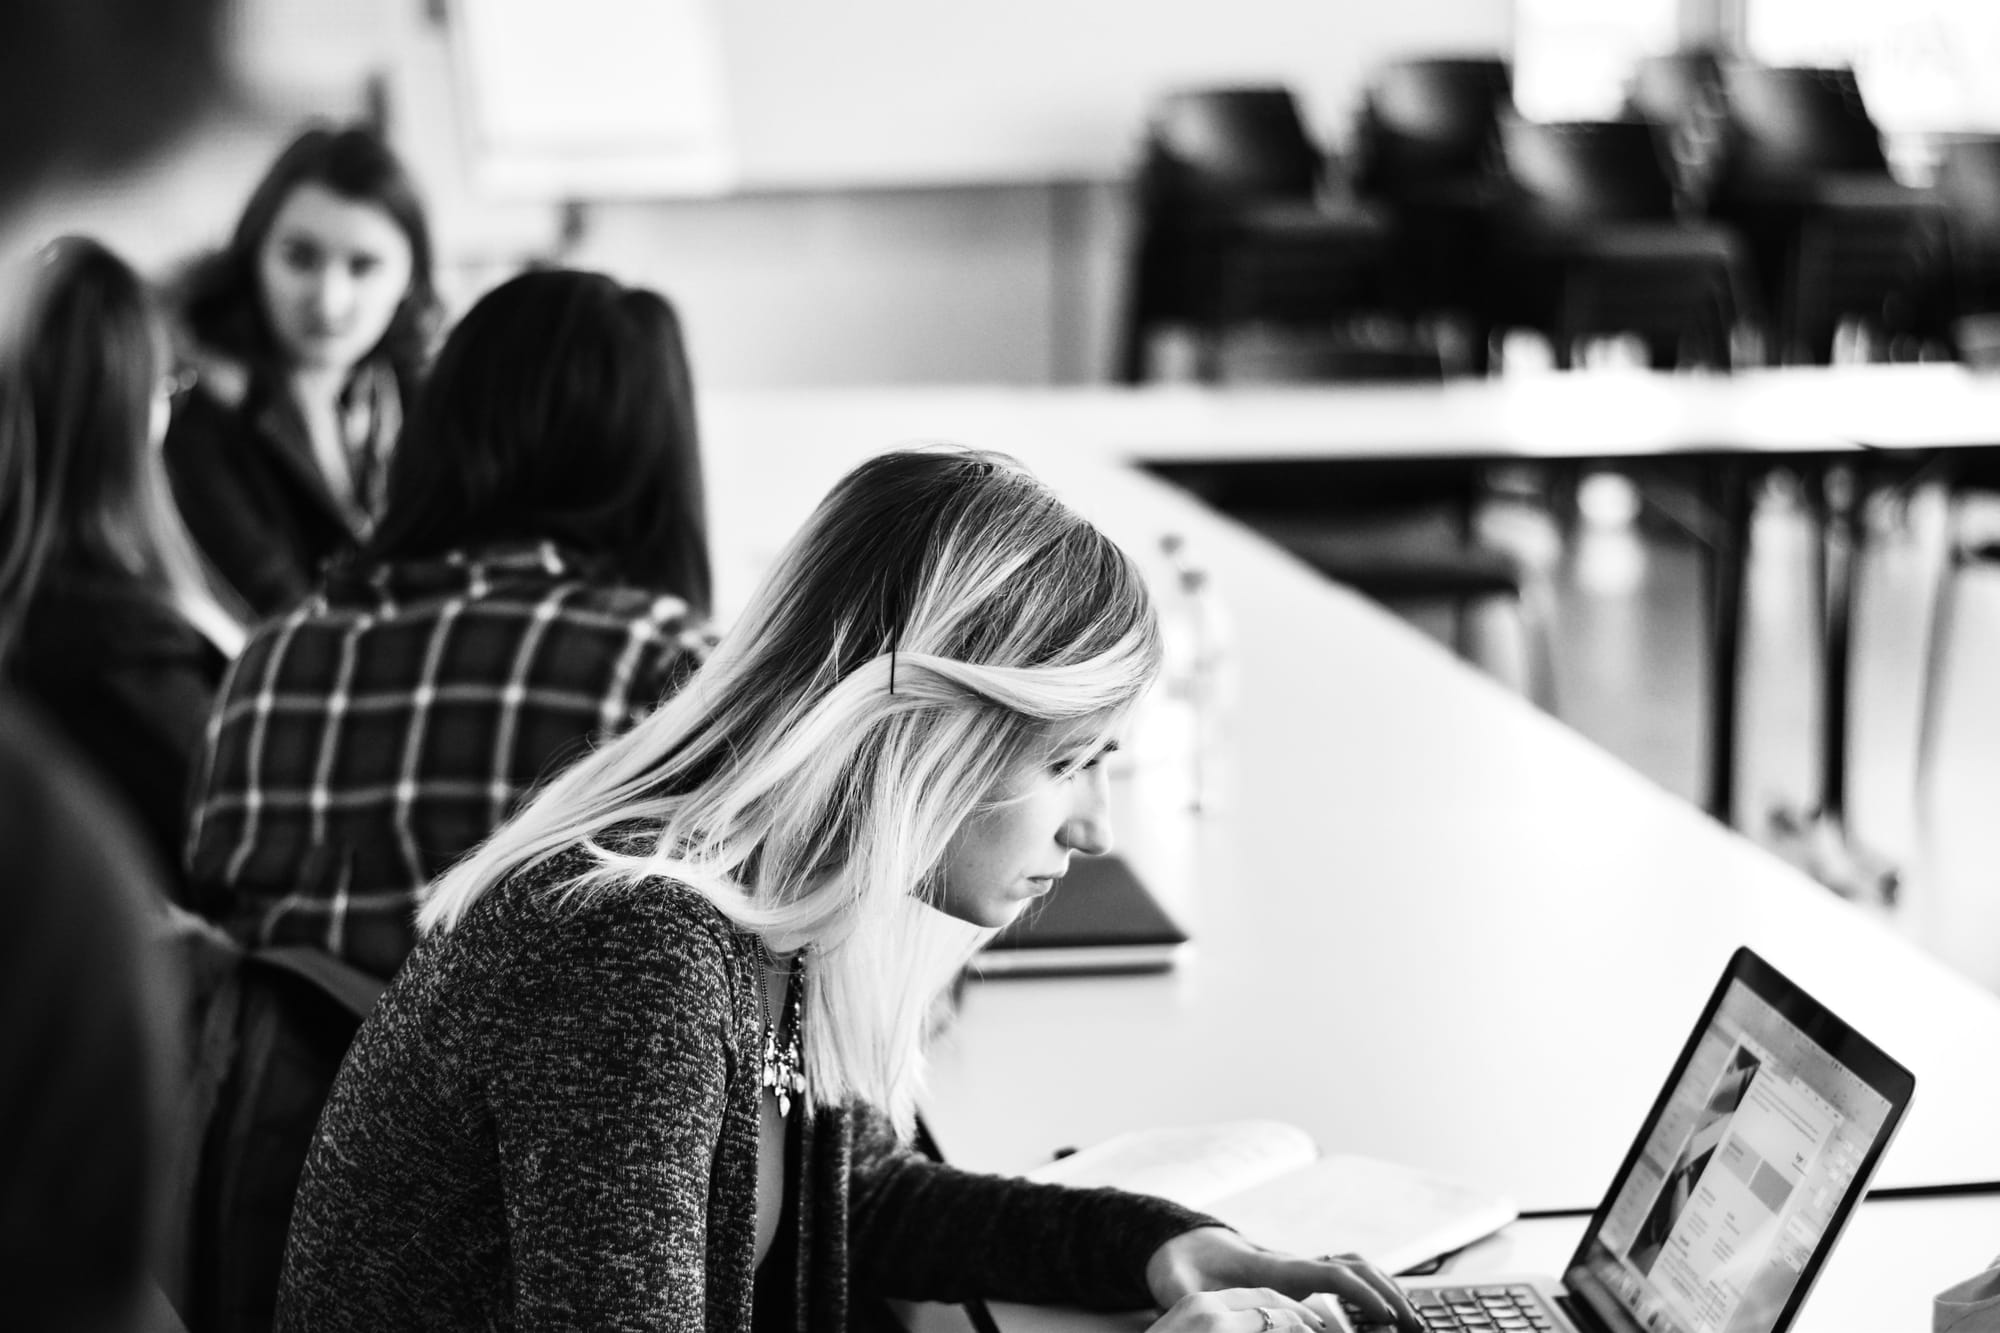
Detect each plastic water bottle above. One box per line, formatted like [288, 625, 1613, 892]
[1157, 534, 1232, 812]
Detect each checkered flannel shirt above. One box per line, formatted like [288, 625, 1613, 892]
[184, 541, 710, 978]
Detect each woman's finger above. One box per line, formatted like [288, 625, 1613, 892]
[1200, 1287, 1328, 1329]
[1253, 1289, 1327, 1330]
[1314, 1254, 1424, 1330]
[1152, 1289, 1328, 1332]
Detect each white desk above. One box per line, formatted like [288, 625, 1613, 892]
[704, 373, 1881, 823]
[698, 380, 2000, 1309]
[898, 1194, 2000, 1333]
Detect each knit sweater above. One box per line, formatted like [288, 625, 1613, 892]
[276, 844, 1216, 1331]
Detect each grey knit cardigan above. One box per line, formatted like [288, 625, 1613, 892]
[275, 845, 1216, 1331]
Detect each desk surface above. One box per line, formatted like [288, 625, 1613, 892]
[705, 363, 2000, 464]
[699, 374, 2000, 1220]
[901, 1193, 2000, 1333]
[702, 372, 1870, 467]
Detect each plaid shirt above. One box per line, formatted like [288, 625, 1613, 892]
[185, 541, 709, 978]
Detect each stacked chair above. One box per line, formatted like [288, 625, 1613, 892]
[1117, 53, 2000, 731]
[1488, 116, 1748, 369]
[1148, 340, 1558, 709]
[1116, 87, 1394, 383]
[1933, 136, 2000, 337]
[1625, 49, 1731, 217]
[1707, 65, 1944, 364]
[1348, 57, 1517, 370]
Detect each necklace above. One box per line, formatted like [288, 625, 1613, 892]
[752, 937, 807, 1118]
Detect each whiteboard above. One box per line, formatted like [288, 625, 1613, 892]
[452, 0, 1511, 195]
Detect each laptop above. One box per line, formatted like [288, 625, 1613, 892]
[1367, 947, 1915, 1333]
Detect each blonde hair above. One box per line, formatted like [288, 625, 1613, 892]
[420, 446, 1161, 1129]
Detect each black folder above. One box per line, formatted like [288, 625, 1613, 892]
[971, 853, 1189, 977]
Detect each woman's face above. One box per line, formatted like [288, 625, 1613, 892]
[934, 741, 1118, 929]
[256, 181, 413, 375]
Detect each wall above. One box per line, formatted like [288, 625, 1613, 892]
[12, 0, 1512, 388]
[545, 0, 1512, 387]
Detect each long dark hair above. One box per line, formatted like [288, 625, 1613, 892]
[362, 268, 711, 615]
[0, 237, 242, 663]
[176, 124, 440, 390]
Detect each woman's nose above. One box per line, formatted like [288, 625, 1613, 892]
[1060, 765, 1114, 857]
[311, 266, 355, 322]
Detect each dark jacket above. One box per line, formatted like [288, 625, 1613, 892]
[163, 374, 373, 617]
[8, 570, 225, 882]
[0, 693, 183, 1333]
[277, 850, 1215, 1331]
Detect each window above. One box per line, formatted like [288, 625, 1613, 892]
[1747, 0, 2000, 136]
[1513, 0, 1679, 121]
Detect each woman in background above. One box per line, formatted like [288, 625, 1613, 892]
[277, 446, 1421, 1332]
[165, 123, 440, 615]
[184, 267, 713, 980]
[0, 235, 244, 879]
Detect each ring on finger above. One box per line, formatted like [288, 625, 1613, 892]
[1256, 1307, 1279, 1332]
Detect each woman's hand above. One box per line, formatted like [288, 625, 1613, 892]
[1146, 1287, 1327, 1331]
[1146, 1227, 1425, 1331]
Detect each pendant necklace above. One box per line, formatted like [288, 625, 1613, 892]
[752, 937, 807, 1118]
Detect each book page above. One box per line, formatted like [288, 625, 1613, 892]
[1025, 1120, 1318, 1210]
[1212, 1155, 1519, 1276]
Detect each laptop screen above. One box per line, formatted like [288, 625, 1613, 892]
[1563, 948, 1914, 1333]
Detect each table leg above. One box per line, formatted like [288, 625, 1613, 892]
[1704, 457, 1752, 825]
[1768, 463, 1901, 903]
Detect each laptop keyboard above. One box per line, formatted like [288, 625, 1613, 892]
[1402, 1285, 1558, 1331]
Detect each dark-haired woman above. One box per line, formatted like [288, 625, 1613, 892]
[164, 123, 441, 615]
[1, 236, 244, 877]
[184, 267, 712, 979]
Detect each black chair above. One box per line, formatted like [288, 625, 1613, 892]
[1117, 87, 1394, 383]
[1934, 135, 2000, 331]
[1149, 337, 1557, 708]
[1710, 65, 1945, 364]
[1349, 56, 1516, 367]
[1492, 117, 1748, 369]
[1625, 49, 1729, 215]
[1915, 447, 2000, 815]
[158, 910, 383, 1333]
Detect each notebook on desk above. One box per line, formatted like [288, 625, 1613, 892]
[969, 853, 1189, 978]
[1368, 947, 1913, 1333]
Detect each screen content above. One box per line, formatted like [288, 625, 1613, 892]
[1578, 979, 1894, 1333]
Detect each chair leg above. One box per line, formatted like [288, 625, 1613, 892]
[1914, 546, 1966, 830]
[1191, 323, 1225, 384]
[1456, 588, 1559, 715]
[1116, 315, 1151, 385]
[1450, 594, 1477, 661]
[1516, 581, 1560, 715]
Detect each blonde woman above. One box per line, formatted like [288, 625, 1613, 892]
[277, 448, 1422, 1333]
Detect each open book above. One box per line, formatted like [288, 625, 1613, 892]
[1027, 1120, 1517, 1277]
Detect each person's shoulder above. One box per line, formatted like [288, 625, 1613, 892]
[489, 836, 745, 980]
[490, 564, 714, 664]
